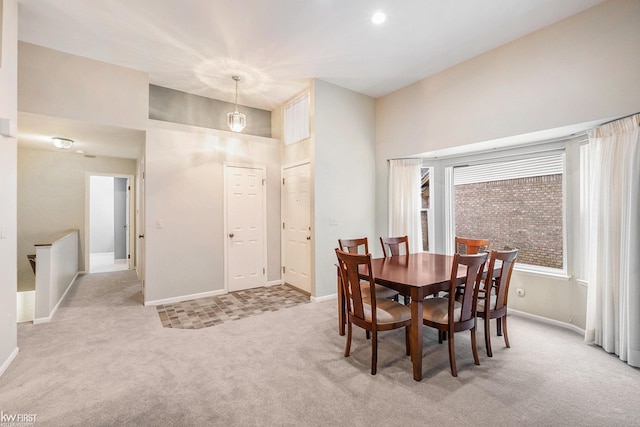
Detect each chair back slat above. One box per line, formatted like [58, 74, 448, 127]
[380, 236, 409, 257]
[450, 252, 488, 323]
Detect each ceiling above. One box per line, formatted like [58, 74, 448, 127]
[17, 0, 605, 158]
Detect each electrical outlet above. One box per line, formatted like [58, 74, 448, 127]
[516, 287, 525, 297]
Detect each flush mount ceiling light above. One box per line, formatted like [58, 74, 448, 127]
[371, 11, 386, 25]
[52, 136, 74, 149]
[227, 75, 246, 133]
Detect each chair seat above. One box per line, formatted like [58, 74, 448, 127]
[422, 297, 462, 323]
[361, 299, 411, 324]
[361, 282, 399, 301]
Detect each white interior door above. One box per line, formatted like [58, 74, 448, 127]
[137, 156, 146, 299]
[282, 163, 311, 293]
[226, 165, 266, 292]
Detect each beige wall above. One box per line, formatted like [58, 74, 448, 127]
[0, 0, 17, 374]
[312, 79, 376, 298]
[375, 0, 640, 329]
[144, 121, 281, 303]
[18, 42, 148, 130]
[17, 148, 137, 285]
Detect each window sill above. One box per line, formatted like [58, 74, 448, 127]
[513, 266, 570, 281]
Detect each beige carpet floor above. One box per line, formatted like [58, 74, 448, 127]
[1, 270, 639, 426]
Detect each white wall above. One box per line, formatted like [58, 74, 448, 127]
[374, 0, 640, 328]
[312, 80, 376, 298]
[89, 176, 115, 253]
[144, 121, 281, 303]
[34, 230, 79, 323]
[0, 0, 18, 376]
[18, 42, 148, 130]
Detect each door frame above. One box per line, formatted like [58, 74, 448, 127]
[84, 172, 135, 273]
[281, 160, 311, 291]
[223, 162, 268, 293]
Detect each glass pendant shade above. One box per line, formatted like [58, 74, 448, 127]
[227, 110, 246, 132]
[227, 76, 246, 132]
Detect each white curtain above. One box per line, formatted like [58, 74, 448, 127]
[585, 113, 640, 368]
[388, 159, 423, 253]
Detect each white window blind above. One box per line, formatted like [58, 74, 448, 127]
[454, 154, 564, 185]
[284, 92, 310, 145]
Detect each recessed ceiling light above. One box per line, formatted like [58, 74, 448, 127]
[372, 11, 386, 25]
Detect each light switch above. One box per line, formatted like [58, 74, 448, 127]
[156, 219, 164, 229]
[0, 225, 6, 239]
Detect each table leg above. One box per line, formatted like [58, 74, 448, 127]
[410, 293, 423, 381]
[337, 267, 345, 336]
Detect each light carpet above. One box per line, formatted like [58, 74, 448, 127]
[0, 270, 639, 426]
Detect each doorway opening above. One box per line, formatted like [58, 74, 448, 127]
[87, 173, 134, 273]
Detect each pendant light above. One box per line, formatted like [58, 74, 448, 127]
[227, 76, 246, 132]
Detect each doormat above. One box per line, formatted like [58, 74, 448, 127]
[156, 285, 310, 329]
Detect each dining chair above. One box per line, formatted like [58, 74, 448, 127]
[422, 252, 489, 377]
[451, 237, 490, 300]
[380, 236, 411, 304]
[335, 248, 411, 375]
[379, 236, 409, 257]
[338, 238, 399, 301]
[476, 248, 519, 357]
[455, 237, 490, 254]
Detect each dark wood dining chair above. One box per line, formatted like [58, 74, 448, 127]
[451, 237, 490, 300]
[335, 248, 411, 375]
[338, 238, 399, 301]
[380, 236, 411, 304]
[477, 248, 518, 357]
[455, 237, 490, 254]
[422, 252, 489, 377]
[379, 236, 409, 257]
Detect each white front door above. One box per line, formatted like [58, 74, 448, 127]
[282, 163, 311, 293]
[226, 165, 266, 292]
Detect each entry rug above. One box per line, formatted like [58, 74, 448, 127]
[156, 285, 310, 329]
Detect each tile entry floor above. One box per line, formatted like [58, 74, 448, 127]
[156, 285, 310, 329]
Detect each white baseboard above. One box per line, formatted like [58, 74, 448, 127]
[144, 289, 226, 306]
[311, 293, 337, 303]
[510, 308, 585, 336]
[0, 347, 19, 377]
[34, 272, 79, 324]
[267, 280, 283, 287]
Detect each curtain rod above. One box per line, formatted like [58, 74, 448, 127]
[595, 112, 640, 128]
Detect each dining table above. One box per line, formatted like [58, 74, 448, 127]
[337, 252, 462, 382]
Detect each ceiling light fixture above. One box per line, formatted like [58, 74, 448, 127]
[227, 75, 246, 133]
[371, 11, 386, 25]
[52, 136, 74, 149]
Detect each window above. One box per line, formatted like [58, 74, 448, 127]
[420, 167, 433, 251]
[452, 153, 565, 271]
[284, 91, 310, 145]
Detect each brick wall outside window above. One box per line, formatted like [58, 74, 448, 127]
[454, 174, 563, 269]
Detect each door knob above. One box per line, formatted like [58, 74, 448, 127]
[138, 234, 144, 238]
[306, 236, 311, 240]
[229, 233, 235, 238]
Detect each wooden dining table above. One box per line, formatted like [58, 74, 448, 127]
[336, 252, 459, 382]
